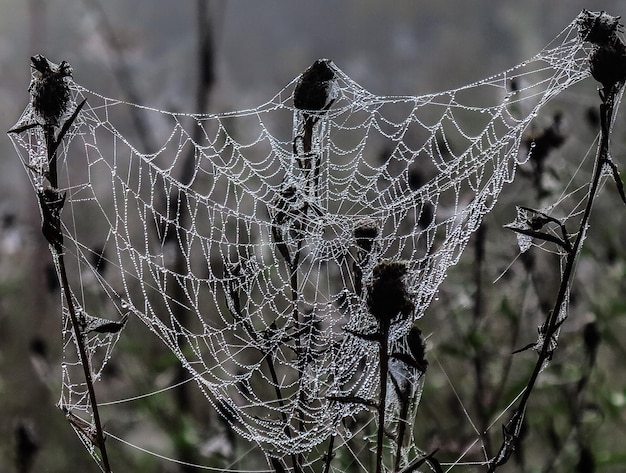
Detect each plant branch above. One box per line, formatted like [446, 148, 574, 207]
[488, 78, 623, 472]
[44, 122, 112, 472]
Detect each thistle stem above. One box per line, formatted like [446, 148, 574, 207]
[58, 253, 112, 472]
[43, 125, 111, 472]
[489, 81, 622, 472]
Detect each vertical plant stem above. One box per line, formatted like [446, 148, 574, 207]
[44, 126, 58, 188]
[471, 223, 492, 457]
[44, 125, 112, 472]
[58, 254, 112, 472]
[376, 325, 390, 473]
[489, 82, 621, 472]
[322, 433, 336, 473]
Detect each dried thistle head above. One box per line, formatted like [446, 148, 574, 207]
[575, 12, 626, 90]
[366, 260, 414, 325]
[589, 43, 626, 89]
[577, 10, 622, 46]
[28, 55, 73, 126]
[294, 59, 337, 112]
[354, 219, 379, 254]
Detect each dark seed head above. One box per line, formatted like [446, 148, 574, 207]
[28, 55, 73, 126]
[294, 59, 337, 111]
[366, 260, 414, 325]
[577, 10, 622, 46]
[589, 43, 626, 89]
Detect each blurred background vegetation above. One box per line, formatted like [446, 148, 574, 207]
[1, 1, 626, 472]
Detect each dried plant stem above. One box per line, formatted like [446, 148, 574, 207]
[57, 253, 111, 472]
[44, 126, 58, 188]
[322, 433, 336, 473]
[471, 223, 493, 457]
[489, 82, 622, 471]
[375, 324, 390, 473]
[43, 124, 112, 473]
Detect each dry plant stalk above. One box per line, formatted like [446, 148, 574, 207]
[9, 56, 111, 473]
[491, 10, 626, 471]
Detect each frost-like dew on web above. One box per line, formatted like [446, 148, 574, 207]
[8, 13, 596, 472]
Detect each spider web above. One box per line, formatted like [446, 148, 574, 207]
[9, 14, 596, 472]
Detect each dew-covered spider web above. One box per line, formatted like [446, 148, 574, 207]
[9, 13, 602, 473]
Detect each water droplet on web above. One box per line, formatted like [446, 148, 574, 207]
[516, 232, 532, 253]
[601, 161, 614, 178]
[120, 300, 129, 309]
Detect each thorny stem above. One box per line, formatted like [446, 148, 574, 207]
[489, 81, 623, 471]
[44, 124, 112, 472]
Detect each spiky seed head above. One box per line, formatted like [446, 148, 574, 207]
[577, 10, 622, 46]
[366, 260, 414, 325]
[28, 55, 73, 126]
